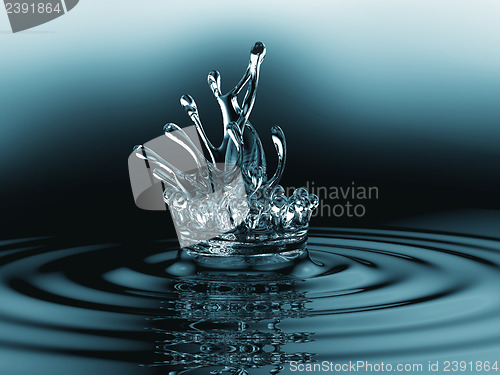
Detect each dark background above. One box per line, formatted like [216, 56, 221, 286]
[1, 1, 500, 242]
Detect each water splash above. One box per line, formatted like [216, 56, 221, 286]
[131, 42, 318, 255]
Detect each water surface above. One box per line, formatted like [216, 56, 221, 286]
[1, 225, 500, 374]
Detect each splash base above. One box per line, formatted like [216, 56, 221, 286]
[185, 233, 307, 267]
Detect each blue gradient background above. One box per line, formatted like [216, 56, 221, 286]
[1, 2, 500, 375]
[1, 0, 500, 235]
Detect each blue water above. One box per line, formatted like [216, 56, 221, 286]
[1, 226, 500, 374]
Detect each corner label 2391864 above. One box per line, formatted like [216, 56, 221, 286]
[3, 0, 79, 33]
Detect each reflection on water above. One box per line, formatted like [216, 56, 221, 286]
[2, 226, 500, 374]
[149, 273, 314, 374]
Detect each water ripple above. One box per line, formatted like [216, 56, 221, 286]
[1, 228, 500, 373]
